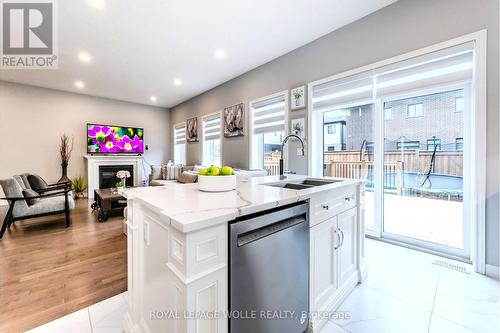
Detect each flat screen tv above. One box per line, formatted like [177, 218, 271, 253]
[87, 124, 144, 154]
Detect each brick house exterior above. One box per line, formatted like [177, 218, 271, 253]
[324, 89, 464, 152]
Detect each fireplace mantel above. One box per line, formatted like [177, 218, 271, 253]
[84, 155, 143, 199]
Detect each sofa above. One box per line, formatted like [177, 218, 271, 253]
[149, 165, 196, 186]
[148, 164, 268, 186]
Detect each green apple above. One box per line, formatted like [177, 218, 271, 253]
[198, 168, 208, 176]
[220, 166, 234, 176]
[208, 166, 220, 176]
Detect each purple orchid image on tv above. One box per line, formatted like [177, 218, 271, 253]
[87, 124, 144, 153]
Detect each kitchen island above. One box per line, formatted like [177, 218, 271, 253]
[122, 175, 366, 333]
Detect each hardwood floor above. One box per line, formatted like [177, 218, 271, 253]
[0, 199, 127, 333]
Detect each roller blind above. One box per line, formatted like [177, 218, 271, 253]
[251, 95, 286, 134]
[312, 74, 374, 111]
[203, 113, 221, 141]
[312, 42, 474, 110]
[174, 124, 186, 145]
[375, 44, 473, 97]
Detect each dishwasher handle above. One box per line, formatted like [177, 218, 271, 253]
[237, 215, 306, 247]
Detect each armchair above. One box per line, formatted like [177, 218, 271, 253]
[0, 176, 75, 239]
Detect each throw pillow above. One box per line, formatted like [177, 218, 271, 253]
[177, 171, 198, 184]
[20, 173, 32, 189]
[150, 165, 162, 180]
[161, 165, 169, 180]
[13, 175, 27, 190]
[28, 174, 49, 192]
[166, 165, 183, 180]
[22, 189, 40, 206]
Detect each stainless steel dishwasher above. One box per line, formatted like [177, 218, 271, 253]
[229, 202, 309, 333]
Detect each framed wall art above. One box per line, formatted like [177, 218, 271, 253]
[290, 86, 306, 110]
[223, 103, 245, 138]
[186, 117, 198, 142]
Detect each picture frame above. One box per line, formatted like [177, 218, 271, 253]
[186, 117, 198, 142]
[291, 117, 306, 140]
[290, 86, 306, 110]
[223, 102, 245, 138]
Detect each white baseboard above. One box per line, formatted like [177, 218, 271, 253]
[485, 264, 500, 280]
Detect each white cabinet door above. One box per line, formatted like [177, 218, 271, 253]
[310, 216, 339, 312]
[336, 207, 358, 288]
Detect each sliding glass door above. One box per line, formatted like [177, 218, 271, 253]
[312, 43, 474, 260]
[381, 87, 469, 258]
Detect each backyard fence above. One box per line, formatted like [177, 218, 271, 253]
[263, 150, 462, 190]
[325, 160, 403, 194]
[324, 150, 463, 176]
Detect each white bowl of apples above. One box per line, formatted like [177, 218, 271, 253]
[198, 166, 236, 192]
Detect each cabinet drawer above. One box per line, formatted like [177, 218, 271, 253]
[310, 186, 356, 226]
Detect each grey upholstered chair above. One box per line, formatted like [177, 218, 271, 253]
[0, 175, 75, 238]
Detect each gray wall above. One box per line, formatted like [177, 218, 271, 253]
[170, 0, 499, 266]
[0, 81, 171, 185]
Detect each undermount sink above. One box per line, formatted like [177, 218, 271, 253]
[264, 178, 343, 190]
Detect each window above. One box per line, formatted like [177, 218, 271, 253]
[456, 137, 464, 150]
[327, 125, 335, 134]
[250, 92, 287, 174]
[174, 124, 186, 165]
[455, 96, 464, 112]
[384, 108, 392, 120]
[396, 140, 420, 150]
[407, 103, 423, 118]
[202, 113, 222, 166]
[426, 137, 441, 151]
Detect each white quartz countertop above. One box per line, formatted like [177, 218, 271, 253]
[122, 175, 362, 233]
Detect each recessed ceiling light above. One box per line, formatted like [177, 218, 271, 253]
[88, 0, 105, 10]
[150, 96, 157, 102]
[74, 80, 85, 89]
[173, 79, 183, 86]
[78, 52, 92, 63]
[214, 49, 225, 59]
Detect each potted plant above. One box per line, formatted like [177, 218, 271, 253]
[58, 134, 74, 184]
[71, 176, 87, 200]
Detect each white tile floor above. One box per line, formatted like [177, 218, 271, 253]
[322, 239, 500, 333]
[27, 239, 500, 333]
[26, 293, 126, 333]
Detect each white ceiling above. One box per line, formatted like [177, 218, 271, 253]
[0, 0, 397, 108]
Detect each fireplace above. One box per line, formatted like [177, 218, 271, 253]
[85, 155, 143, 199]
[99, 165, 134, 189]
